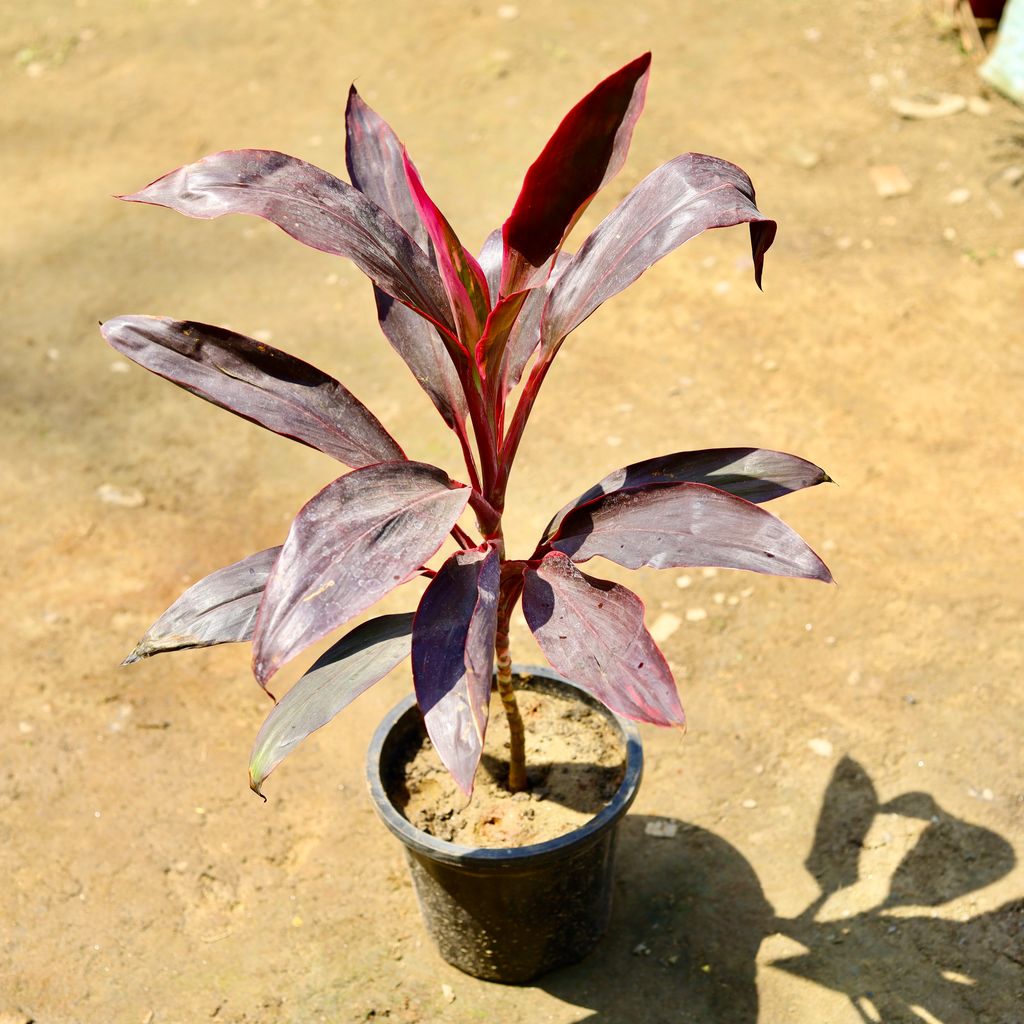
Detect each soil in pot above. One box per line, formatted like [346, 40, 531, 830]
[390, 675, 627, 848]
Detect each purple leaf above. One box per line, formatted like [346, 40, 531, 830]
[248, 612, 414, 796]
[549, 481, 832, 582]
[404, 152, 491, 349]
[543, 447, 831, 543]
[120, 149, 454, 335]
[252, 462, 470, 686]
[412, 545, 500, 795]
[542, 153, 778, 350]
[101, 316, 404, 467]
[523, 552, 683, 727]
[124, 546, 281, 663]
[501, 53, 651, 294]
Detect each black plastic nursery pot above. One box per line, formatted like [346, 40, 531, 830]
[366, 665, 644, 984]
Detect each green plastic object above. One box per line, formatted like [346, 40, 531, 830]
[982, 0, 1024, 104]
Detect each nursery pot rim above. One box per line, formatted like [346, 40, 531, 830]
[366, 663, 644, 869]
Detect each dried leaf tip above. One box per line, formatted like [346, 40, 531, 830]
[249, 774, 268, 802]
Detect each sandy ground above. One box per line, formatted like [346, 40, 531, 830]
[3, 1, 1023, 1021]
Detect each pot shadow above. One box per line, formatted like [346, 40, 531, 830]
[536, 757, 1022, 1024]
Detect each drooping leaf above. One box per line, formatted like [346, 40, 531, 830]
[543, 448, 831, 543]
[522, 551, 683, 726]
[542, 153, 777, 350]
[248, 612, 414, 796]
[251, 462, 470, 686]
[501, 53, 651, 295]
[804, 756, 879, 896]
[124, 546, 281, 663]
[102, 316, 404, 467]
[411, 545, 500, 794]
[120, 149, 454, 334]
[478, 228, 503, 303]
[549, 481, 832, 582]
[404, 152, 491, 348]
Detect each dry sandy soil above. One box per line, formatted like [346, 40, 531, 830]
[3, 1, 1023, 1021]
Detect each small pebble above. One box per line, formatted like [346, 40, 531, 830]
[742, 799, 758, 809]
[675, 575, 692, 589]
[632, 942, 652, 956]
[496, 3, 518, 17]
[808, 738, 834, 758]
[441, 983, 456, 1003]
[981, 788, 994, 801]
[739, 586, 754, 598]
[605, 435, 622, 447]
[967, 96, 992, 116]
[18, 721, 33, 735]
[1013, 250, 1024, 270]
[942, 227, 958, 241]
[870, 165, 912, 198]
[803, 27, 821, 43]
[644, 819, 679, 839]
[889, 93, 966, 119]
[701, 568, 718, 579]
[96, 484, 146, 508]
[727, 596, 740, 607]
[649, 612, 682, 644]
[946, 187, 971, 205]
[685, 608, 707, 623]
[713, 592, 726, 605]
[252, 329, 273, 343]
[109, 361, 130, 374]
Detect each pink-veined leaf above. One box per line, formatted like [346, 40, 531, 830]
[120, 149, 454, 335]
[411, 545, 500, 795]
[476, 290, 529, 389]
[124, 546, 282, 663]
[541, 153, 777, 351]
[523, 551, 683, 727]
[501, 53, 651, 295]
[542, 447, 831, 543]
[248, 612, 414, 797]
[403, 152, 491, 349]
[549, 481, 832, 582]
[252, 462, 470, 686]
[102, 316, 405, 467]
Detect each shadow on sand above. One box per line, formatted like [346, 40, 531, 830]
[538, 757, 1022, 1023]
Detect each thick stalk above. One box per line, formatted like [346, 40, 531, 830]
[495, 596, 527, 792]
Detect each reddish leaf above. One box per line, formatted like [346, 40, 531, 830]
[412, 545, 500, 795]
[476, 289, 529, 388]
[120, 149, 454, 334]
[501, 53, 651, 294]
[249, 613, 414, 796]
[252, 462, 470, 686]
[102, 316, 404, 467]
[541, 153, 777, 350]
[550, 481, 832, 582]
[523, 552, 683, 726]
[403, 152, 491, 348]
[478, 228, 503, 303]
[543, 447, 831, 543]
[124, 546, 281, 663]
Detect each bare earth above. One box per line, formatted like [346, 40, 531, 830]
[2, 1, 1022, 1021]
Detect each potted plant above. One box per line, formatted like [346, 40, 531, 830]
[103, 53, 832, 982]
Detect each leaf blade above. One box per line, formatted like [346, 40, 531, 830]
[249, 612, 414, 796]
[523, 552, 683, 726]
[102, 315, 405, 468]
[252, 462, 470, 686]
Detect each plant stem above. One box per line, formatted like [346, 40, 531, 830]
[495, 610, 527, 792]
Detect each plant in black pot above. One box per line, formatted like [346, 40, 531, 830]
[103, 54, 833, 983]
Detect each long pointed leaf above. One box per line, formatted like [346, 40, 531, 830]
[543, 448, 831, 543]
[478, 228, 503, 303]
[102, 316, 404, 467]
[411, 545, 500, 795]
[523, 552, 683, 726]
[252, 462, 470, 686]
[501, 53, 651, 294]
[124, 546, 281, 663]
[550, 481, 832, 582]
[248, 612, 414, 796]
[542, 153, 777, 350]
[120, 149, 454, 334]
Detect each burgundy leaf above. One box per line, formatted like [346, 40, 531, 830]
[476, 289, 529, 389]
[412, 545, 500, 795]
[120, 149, 454, 334]
[542, 153, 777, 350]
[252, 462, 470, 686]
[124, 546, 281, 663]
[550, 481, 832, 582]
[478, 228, 503, 303]
[249, 612, 414, 796]
[543, 447, 831, 543]
[102, 316, 404, 467]
[501, 53, 651, 295]
[523, 552, 683, 726]
[404, 152, 491, 348]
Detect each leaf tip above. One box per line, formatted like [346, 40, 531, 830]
[249, 773, 268, 802]
[121, 647, 143, 666]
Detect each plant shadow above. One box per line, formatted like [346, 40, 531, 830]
[478, 751, 623, 814]
[537, 758, 1022, 1023]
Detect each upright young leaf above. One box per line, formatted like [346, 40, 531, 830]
[478, 228, 503, 303]
[501, 53, 651, 295]
[102, 316, 405, 468]
[252, 462, 469, 686]
[542, 153, 777, 349]
[523, 551, 683, 727]
[120, 150, 454, 335]
[549, 481, 832, 582]
[403, 152, 491, 349]
[543, 448, 831, 543]
[124, 546, 281, 663]
[412, 545, 500, 795]
[249, 613, 414, 796]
